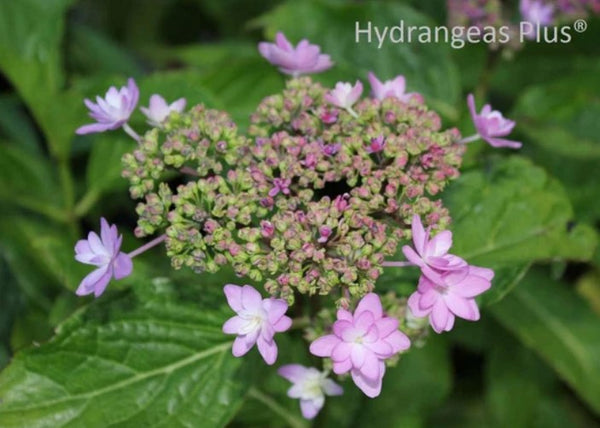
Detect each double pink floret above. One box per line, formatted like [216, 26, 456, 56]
[258, 32, 333, 77]
[368, 72, 422, 103]
[324, 81, 363, 110]
[467, 94, 522, 149]
[310, 293, 410, 398]
[402, 215, 494, 333]
[222, 284, 292, 365]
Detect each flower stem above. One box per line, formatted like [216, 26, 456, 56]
[459, 134, 481, 144]
[180, 166, 199, 176]
[74, 189, 100, 218]
[128, 234, 167, 258]
[347, 107, 359, 118]
[382, 261, 414, 267]
[122, 123, 140, 141]
[247, 387, 308, 428]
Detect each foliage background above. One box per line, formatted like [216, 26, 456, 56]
[0, 0, 599, 427]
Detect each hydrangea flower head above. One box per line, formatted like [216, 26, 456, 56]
[402, 214, 467, 280]
[520, 0, 555, 26]
[74, 218, 133, 297]
[467, 94, 522, 149]
[222, 284, 292, 365]
[368, 72, 421, 102]
[258, 32, 333, 76]
[408, 266, 494, 333]
[310, 293, 410, 397]
[140, 94, 186, 127]
[278, 364, 343, 419]
[324, 81, 363, 109]
[76, 78, 139, 134]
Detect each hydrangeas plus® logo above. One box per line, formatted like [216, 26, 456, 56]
[74, 31, 521, 419]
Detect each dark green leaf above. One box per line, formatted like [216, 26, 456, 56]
[490, 269, 600, 414]
[0, 275, 259, 427]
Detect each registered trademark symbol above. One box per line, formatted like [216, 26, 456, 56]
[574, 19, 587, 33]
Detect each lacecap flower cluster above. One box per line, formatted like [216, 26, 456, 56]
[74, 32, 521, 419]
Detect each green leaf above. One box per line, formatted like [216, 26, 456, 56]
[485, 329, 599, 428]
[0, 275, 259, 427]
[255, 0, 460, 114]
[0, 95, 42, 153]
[0, 0, 76, 158]
[490, 269, 600, 414]
[445, 156, 597, 267]
[86, 136, 135, 194]
[511, 69, 600, 221]
[0, 215, 88, 298]
[0, 143, 64, 221]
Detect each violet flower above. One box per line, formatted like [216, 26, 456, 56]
[317, 226, 333, 243]
[222, 284, 292, 365]
[74, 218, 133, 297]
[310, 293, 410, 397]
[466, 94, 522, 149]
[368, 72, 421, 102]
[140, 94, 186, 127]
[278, 364, 343, 419]
[520, 0, 554, 27]
[407, 266, 494, 333]
[402, 214, 467, 281]
[320, 142, 341, 156]
[76, 78, 139, 136]
[269, 177, 292, 197]
[324, 81, 363, 113]
[258, 32, 333, 77]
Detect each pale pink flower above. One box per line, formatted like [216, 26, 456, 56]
[258, 32, 333, 77]
[407, 266, 494, 333]
[222, 284, 292, 365]
[76, 78, 139, 134]
[318, 226, 333, 243]
[74, 218, 133, 297]
[520, 0, 554, 26]
[368, 72, 421, 102]
[324, 81, 363, 110]
[278, 365, 343, 419]
[310, 293, 410, 397]
[269, 177, 292, 197]
[467, 94, 522, 149]
[140, 94, 186, 127]
[366, 135, 385, 154]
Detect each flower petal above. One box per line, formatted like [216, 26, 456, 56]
[222, 316, 245, 334]
[232, 335, 254, 357]
[257, 335, 278, 365]
[355, 293, 383, 320]
[310, 334, 340, 357]
[223, 284, 243, 312]
[278, 364, 309, 383]
[241, 284, 262, 310]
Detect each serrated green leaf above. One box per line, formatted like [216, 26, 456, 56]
[490, 269, 600, 414]
[0, 276, 260, 427]
[445, 156, 597, 267]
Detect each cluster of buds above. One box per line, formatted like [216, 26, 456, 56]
[73, 31, 522, 420]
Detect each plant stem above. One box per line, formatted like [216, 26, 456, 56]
[474, 48, 501, 100]
[458, 134, 481, 144]
[74, 189, 100, 218]
[382, 261, 414, 267]
[128, 234, 167, 258]
[247, 387, 308, 428]
[57, 156, 78, 238]
[123, 123, 140, 141]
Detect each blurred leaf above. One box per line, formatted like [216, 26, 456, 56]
[67, 23, 142, 76]
[196, 58, 284, 129]
[86, 136, 135, 194]
[255, 0, 460, 114]
[445, 156, 597, 267]
[490, 269, 600, 414]
[0, 0, 77, 158]
[344, 336, 451, 428]
[511, 69, 600, 221]
[0, 143, 64, 222]
[0, 95, 42, 153]
[486, 329, 598, 428]
[0, 275, 259, 427]
[576, 271, 600, 316]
